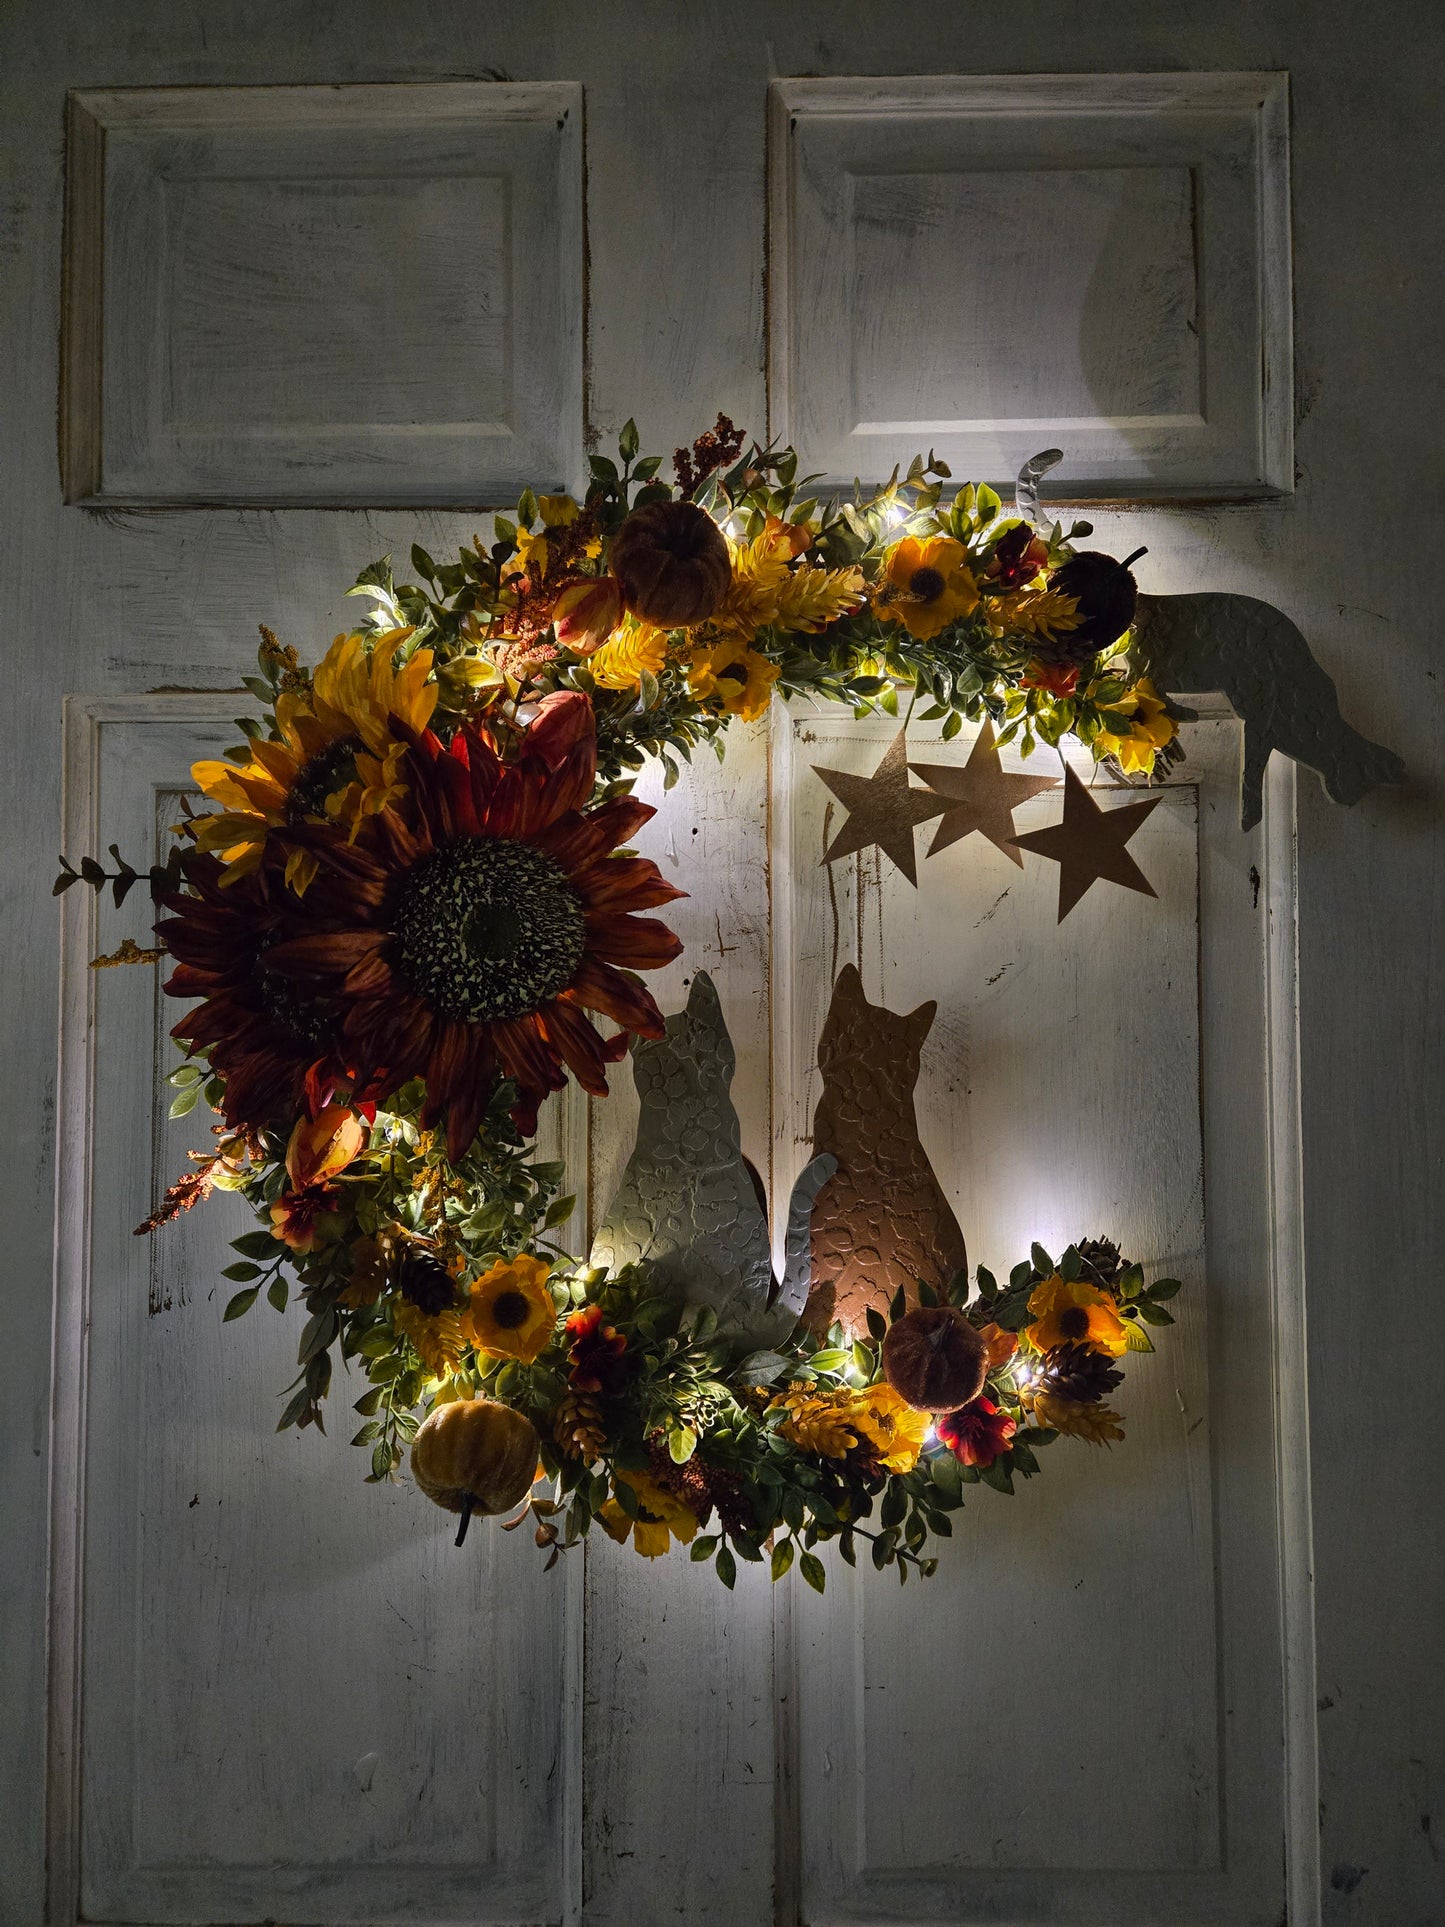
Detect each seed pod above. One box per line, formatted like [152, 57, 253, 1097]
[881, 1305, 989, 1413]
[610, 501, 731, 626]
[1044, 547, 1148, 655]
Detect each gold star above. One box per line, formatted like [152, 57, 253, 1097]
[910, 720, 1060, 866]
[1010, 765, 1162, 921]
[812, 728, 944, 886]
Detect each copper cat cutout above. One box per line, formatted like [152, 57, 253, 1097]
[803, 965, 968, 1339]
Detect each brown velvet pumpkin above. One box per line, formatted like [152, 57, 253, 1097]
[881, 1306, 989, 1413]
[609, 500, 731, 626]
[411, 1398, 539, 1543]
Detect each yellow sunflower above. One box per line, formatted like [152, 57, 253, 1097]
[190, 628, 436, 892]
[686, 638, 781, 720]
[464, 1254, 557, 1363]
[880, 535, 979, 640]
[599, 1471, 699, 1558]
[848, 1383, 929, 1472]
[1092, 678, 1177, 775]
[1025, 1275, 1129, 1358]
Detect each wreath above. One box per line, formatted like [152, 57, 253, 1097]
[61, 415, 1211, 1588]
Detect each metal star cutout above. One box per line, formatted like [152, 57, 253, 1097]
[812, 728, 944, 886]
[1010, 765, 1163, 921]
[910, 719, 1060, 866]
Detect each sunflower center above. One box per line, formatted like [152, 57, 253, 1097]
[489, 1288, 532, 1331]
[1058, 1306, 1091, 1340]
[390, 835, 587, 1023]
[909, 566, 945, 604]
[285, 736, 361, 822]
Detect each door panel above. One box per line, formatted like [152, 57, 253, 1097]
[66, 707, 578, 1925]
[776, 717, 1289, 1924]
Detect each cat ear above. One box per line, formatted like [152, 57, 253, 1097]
[833, 962, 866, 1009]
[687, 970, 722, 1021]
[907, 999, 938, 1045]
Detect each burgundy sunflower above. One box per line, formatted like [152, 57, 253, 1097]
[156, 852, 349, 1133]
[263, 691, 684, 1159]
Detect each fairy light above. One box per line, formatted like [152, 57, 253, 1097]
[882, 501, 907, 528]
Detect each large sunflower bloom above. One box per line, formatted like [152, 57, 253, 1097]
[156, 851, 350, 1133]
[263, 691, 685, 1159]
[190, 628, 436, 891]
[879, 535, 979, 640]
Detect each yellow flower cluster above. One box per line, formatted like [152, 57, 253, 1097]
[191, 627, 437, 895]
[712, 522, 865, 642]
[1092, 678, 1177, 773]
[588, 616, 668, 690]
[983, 586, 1081, 640]
[772, 1380, 929, 1473]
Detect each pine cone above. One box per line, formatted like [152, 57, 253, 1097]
[395, 1247, 457, 1317]
[1077, 1237, 1123, 1285]
[1036, 1343, 1124, 1405]
[553, 1392, 607, 1464]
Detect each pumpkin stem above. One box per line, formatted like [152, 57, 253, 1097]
[928, 1320, 949, 1352]
[455, 1493, 475, 1548]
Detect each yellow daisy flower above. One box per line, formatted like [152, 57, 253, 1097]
[880, 535, 979, 640]
[686, 638, 781, 720]
[848, 1383, 929, 1473]
[190, 628, 436, 891]
[599, 1471, 699, 1558]
[463, 1254, 556, 1363]
[1092, 678, 1177, 775]
[1025, 1275, 1129, 1358]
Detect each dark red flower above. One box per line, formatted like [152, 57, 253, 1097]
[937, 1395, 1016, 1469]
[566, 1301, 628, 1393]
[988, 523, 1050, 588]
[156, 852, 349, 1134]
[264, 692, 685, 1161]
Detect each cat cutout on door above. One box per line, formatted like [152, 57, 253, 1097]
[803, 965, 968, 1340]
[589, 970, 834, 1346]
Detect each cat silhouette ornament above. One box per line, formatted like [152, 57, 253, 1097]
[1132, 592, 1405, 830]
[589, 971, 834, 1347]
[803, 965, 968, 1341]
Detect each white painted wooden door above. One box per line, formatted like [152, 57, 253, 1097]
[5, 7, 1439, 1927]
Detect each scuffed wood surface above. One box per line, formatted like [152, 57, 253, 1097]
[2, 7, 1440, 1926]
[582, 720, 782, 1924]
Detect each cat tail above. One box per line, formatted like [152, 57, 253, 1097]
[773, 1154, 837, 1324]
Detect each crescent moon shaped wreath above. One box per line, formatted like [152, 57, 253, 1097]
[58, 416, 1385, 1587]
